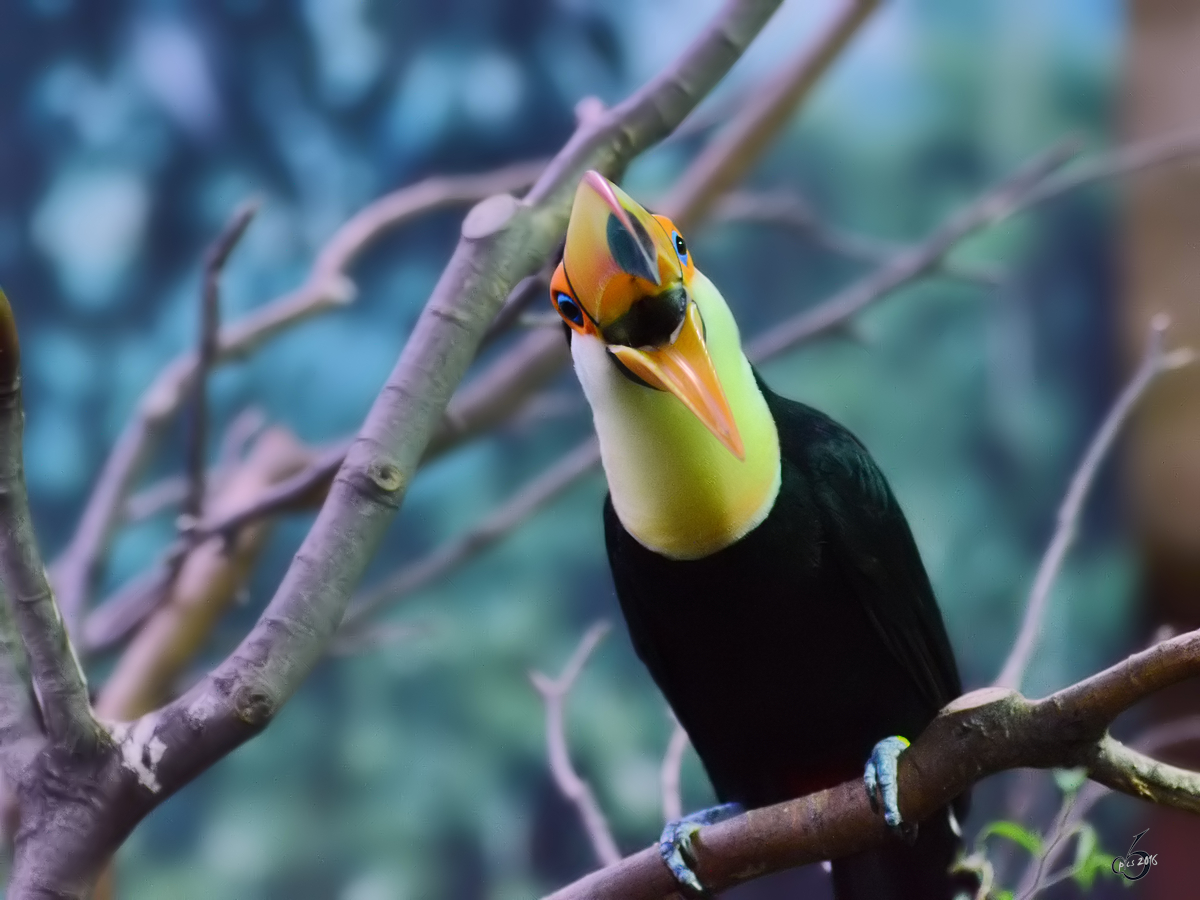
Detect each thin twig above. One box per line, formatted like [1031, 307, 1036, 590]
[530, 622, 621, 868]
[1017, 713, 1200, 899]
[1019, 124, 1200, 210]
[745, 139, 1081, 360]
[340, 438, 601, 634]
[186, 200, 258, 524]
[0, 292, 96, 750]
[661, 715, 690, 824]
[995, 314, 1195, 691]
[713, 190, 1003, 285]
[48, 161, 544, 641]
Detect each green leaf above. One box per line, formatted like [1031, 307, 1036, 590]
[977, 820, 1043, 857]
[1071, 824, 1100, 890]
[1052, 767, 1088, 794]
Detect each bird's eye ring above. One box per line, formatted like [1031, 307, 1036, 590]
[555, 292, 584, 327]
[672, 231, 688, 264]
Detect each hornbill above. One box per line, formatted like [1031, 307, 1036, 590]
[548, 171, 970, 899]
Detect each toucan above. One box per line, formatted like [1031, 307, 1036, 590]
[548, 171, 972, 899]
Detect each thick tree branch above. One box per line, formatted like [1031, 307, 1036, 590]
[544, 627, 1200, 900]
[48, 162, 544, 640]
[0, 292, 97, 751]
[531, 622, 621, 867]
[0, 583, 42, 783]
[995, 315, 1195, 691]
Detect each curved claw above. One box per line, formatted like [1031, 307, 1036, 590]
[659, 820, 706, 897]
[658, 802, 744, 898]
[864, 735, 917, 842]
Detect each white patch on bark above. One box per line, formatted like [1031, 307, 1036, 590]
[185, 690, 220, 726]
[107, 717, 167, 792]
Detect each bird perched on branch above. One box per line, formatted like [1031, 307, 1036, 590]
[549, 170, 972, 899]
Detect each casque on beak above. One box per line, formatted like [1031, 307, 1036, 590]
[565, 171, 746, 461]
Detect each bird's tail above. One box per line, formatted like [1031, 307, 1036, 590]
[830, 807, 976, 900]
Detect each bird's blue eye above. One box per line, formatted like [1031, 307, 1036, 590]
[672, 231, 688, 265]
[555, 292, 584, 327]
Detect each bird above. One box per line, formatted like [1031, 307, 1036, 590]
[547, 170, 972, 900]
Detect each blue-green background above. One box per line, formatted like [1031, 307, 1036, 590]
[0, 0, 1148, 897]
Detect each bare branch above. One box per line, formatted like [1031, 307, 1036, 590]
[0, 579, 43, 782]
[340, 438, 600, 634]
[544, 627, 1200, 900]
[0, 291, 97, 750]
[1016, 714, 1200, 899]
[659, 0, 881, 229]
[96, 429, 312, 720]
[661, 716, 690, 824]
[713, 189, 1003, 285]
[744, 139, 1081, 360]
[995, 315, 1195, 691]
[1019, 124, 1200, 209]
[49, 162, 544, 639]
[531, 622, 621, 867]
[186, 199, 258, 525]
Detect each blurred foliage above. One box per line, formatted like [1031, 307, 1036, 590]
[0, 0, 1151, 897]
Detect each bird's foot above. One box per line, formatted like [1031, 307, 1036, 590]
[864, 735, 918, 844]
[659, 802, 744, 897]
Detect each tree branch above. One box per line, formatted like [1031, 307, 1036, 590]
[530, 622, 621, 867]
[659, 0, 881, 229]
[1016, 714, 1200, 898]
[96, 429, 312, 720]
[0, 292, 97, 751]
[995, 314, 1195, 691]
[184, 199, 258, 524]
[48, 161, 544, 640]
[339, 438, 600, 635]
[744, 139, 1081, 360]
[543, 627, 1200, 900]
[713, 189, 1003, 285]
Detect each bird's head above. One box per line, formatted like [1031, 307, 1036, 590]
[549, 170, 745, 460]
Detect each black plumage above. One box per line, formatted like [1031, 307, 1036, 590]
[604, 373, 969, 900]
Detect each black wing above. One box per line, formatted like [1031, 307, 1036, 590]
[768, 387, 963, 711]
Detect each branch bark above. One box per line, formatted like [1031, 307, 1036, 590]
[543, 629, 1200, 900]
[48, 162, 544, 641]
[995, 314, 1195, 691]
[0, 293, 96, 752]
[530, 622, 621, 868]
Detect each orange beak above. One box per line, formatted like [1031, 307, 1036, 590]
[609, 303, 745, 461]
[565, 169, 746, 461]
